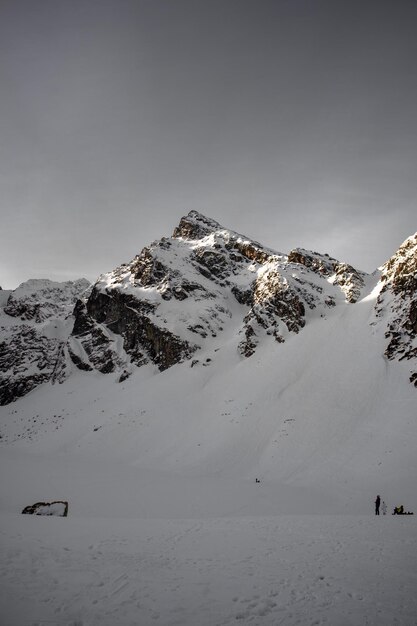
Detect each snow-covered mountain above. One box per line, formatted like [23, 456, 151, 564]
[1, 211, 415, 407]
[70, 211, 372, 375]
[0, 210, 416, 506]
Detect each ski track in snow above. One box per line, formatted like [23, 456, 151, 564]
[1, 515, 416, 626]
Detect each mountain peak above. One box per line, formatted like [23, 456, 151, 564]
[172, 210, 227, 240]
[1, 217, 416, 405]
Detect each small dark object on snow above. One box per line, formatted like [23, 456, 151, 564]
[22, 501, 68, 517]
[375, 495, 381, 515]
[392, 505, 414, 515]
[255, 478, 261, 483]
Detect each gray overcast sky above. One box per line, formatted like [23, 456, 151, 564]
[1, 0, 416, 289]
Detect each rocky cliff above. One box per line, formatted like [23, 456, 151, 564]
[374, 233, 417, 386]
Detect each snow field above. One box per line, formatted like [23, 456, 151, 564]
[1, 514, 416, 626]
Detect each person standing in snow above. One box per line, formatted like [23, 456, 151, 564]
[381, 501, 387, 515]
[375, 495, 381, 515]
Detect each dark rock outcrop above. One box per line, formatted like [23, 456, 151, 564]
[0, 326, 58, 404]
[0, 279, 90, 405]
[333, 262, 366, 304]
[71, 283, 197, 373]
[288, 249, 366, 303]
[4, 279, 89, 322]
[288, 248, 337, 275]
[173, 211, 224, 240]
[22, 501, 68, 517]
[375, 234, 417, 385]
[238, 267, 306, 356]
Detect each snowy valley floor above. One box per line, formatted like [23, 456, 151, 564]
[1, 512, 416, 626]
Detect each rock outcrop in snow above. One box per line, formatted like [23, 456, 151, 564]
[21, 501, 68, 517]
[288, 249, 366, 303]
[4, 279, 90, 322]
[375, 233, 417, 386]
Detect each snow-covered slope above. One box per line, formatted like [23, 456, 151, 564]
[0, 213, 416, 511]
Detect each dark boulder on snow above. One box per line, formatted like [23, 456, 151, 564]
[22, 501, 68, 517]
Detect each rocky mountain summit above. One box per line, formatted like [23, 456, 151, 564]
[69, 211, 367, 374]
[1, 212, 416, 404]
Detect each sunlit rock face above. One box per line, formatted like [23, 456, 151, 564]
[287, 249, 366, 304]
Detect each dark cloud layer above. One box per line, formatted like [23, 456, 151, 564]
[1, 0, 416, 288]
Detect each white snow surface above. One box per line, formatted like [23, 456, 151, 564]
[1, 257, 417, 624]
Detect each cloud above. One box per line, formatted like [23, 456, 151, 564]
[0, 0, 416, 287]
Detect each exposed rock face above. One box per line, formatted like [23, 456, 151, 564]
[375, 234, 417, 385]
[0, 326, 59, 404]
[78, 287, 196, 372]
[333, 263, 366, 304]
[70, 260, 199, 374]
[4, 279, 90, 322]
[173, 211, 225, 241]
[0, 279, 90, 404]
[238, 265, 307, 356]
[288, 248, 337, 275]
[288, 249, 366, 303]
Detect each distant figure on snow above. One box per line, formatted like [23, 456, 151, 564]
[381, 501, 387, 515]
[375, 495, 381, 515]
